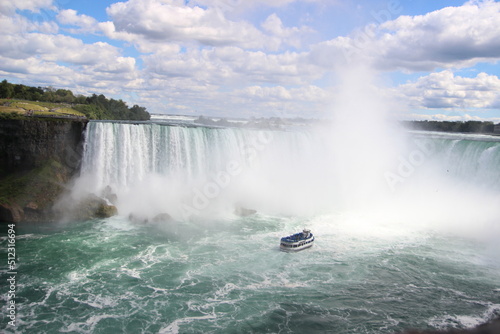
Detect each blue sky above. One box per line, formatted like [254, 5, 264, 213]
[1, 0, 500, 121]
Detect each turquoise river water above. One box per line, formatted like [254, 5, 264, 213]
[1, 121, 500, 333]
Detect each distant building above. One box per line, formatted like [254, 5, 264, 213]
[495, 124, 500, 134]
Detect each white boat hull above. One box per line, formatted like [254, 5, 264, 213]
[280, 236, 314, 251]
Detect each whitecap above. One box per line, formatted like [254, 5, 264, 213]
[102, 215, 138, 231]
[60, 314, 120, 333]
[158, 314, 217, 334]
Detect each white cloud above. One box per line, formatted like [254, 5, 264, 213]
[192, 0, 326, 14]
[243, 85, 292, 100]
[106, 0, 271, 49]
[311, 1, 500, 72]
[0, 32, 123, 66]
[0, 55, 80, 85]
[57, 9, 99, 34]
[0, 12, 139, 98]
[261, 13, 314, 49]
[142, 46, 321, 87]
[0, 0, 55, 15]
[131, 75, 328, 117]
[89, 56, 136, 74]
[0, 0, 324, 116]
[239, 84, 327, 103]
[396, 70, 500, 109]
[3, 0, 500, 120]
[374, 1, 500, 71]
[0, 50, 138, 98]
[0, 10, 58, 36]
[104, 0, 312, 51]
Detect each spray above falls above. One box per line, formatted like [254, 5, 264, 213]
[73, 121, 338, 220]
[70, 119, 500, 240]
[59, 64, 500, 244]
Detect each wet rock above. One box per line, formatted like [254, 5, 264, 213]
[101, 185, 118, 205]
[62, 193, 118, 220]
[0, 202, 24, 223]
[25, 201, 38, 210]
[234, 206, 257, 217]
[151, 213, 173, 223]
[0, 119, 86, 174]
[0, 119, 87, 223]
[128, 212, 173, 224]
[95, 202, 118, 218]
[128, 213, 149, 224]
[23, 201, 46, 222]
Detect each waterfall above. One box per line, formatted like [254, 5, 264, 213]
[76, 122, 500, 223]
[77, 121, 332, 219]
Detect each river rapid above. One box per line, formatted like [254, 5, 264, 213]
[1, 121, 500, 333]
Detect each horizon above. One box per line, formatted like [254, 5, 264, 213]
[1, 0, 500, 122]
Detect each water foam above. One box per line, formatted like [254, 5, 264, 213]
[71, 112, 500, 252]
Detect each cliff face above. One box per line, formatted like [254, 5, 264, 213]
[0, 118, 88, 223]
[0, 119, 87, 174]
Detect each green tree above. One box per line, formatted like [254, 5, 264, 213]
[107, 98, 130, 119]
[55, 89, 75, 103]
[28, 86, 44, 101]
[130, 105, 150, 120]
[74, 104, 107, 119]
[13, 84, 29, 99]
[74, 95, 87, 104]
[0, 79, 150, 121]
[0, 79, 14, 98]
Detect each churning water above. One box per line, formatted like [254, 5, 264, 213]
[1, 121, 500, 333]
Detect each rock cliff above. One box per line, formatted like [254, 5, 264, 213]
[0, 118, 89, 222]
[0, 118, 86, 173]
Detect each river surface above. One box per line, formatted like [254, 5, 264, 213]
[1, 122, 500, 333]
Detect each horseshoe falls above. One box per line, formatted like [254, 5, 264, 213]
[2, 121, 500, 334]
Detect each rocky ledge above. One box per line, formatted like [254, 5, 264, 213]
[55, 193, 118, 222]
[0, 118, 106, 223]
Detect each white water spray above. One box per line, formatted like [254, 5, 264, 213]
[67, 66, 500, 250]
[322, 63, 500, 246]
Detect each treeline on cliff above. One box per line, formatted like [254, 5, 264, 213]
[0, 79, 150, 121]
[402, 120, 497, 134]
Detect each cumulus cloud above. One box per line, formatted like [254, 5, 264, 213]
[230, 84, 329, 117]
[0, 0, 325, 117]
[192, 0, 327, 14]
[143, 46, 321, 87]
[133, 76, 328, 117]
[0, 9, 58, 35]
[106, 0, 271, 49]
[261, 13, 314, 49]
[0, 9, 139, 97]
[396, 70, 500, 109]
[90, 56, 136, 75]
[0, 31, 123, 66]
[0, 0, 55, 15]
[3, 0, 500, 119]
[57, 9, 99, 34]
[311, 0, 500, 72]
[243, 85, 292, 100]
[104, 0, 313, 51]
[374, 0, 500, 71]
[240, 84, 327, 103]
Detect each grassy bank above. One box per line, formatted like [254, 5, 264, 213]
[0, 99, 85, 118]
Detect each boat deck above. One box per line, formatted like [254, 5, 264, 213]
[280, 229, 314, 251]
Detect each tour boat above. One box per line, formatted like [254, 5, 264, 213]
[280, 229, 314, 251]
